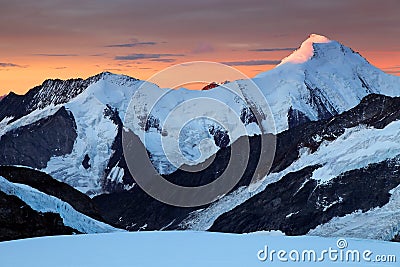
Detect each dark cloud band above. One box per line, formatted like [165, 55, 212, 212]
[33, 54, 78, 57]
[106, 42, 157, 48]
[221, 60, 281, 66]
[0, 62, 26, 68]
[249, 47, 296, 52]
[115, 53, 184, 61]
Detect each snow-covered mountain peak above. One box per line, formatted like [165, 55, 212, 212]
[308, 33, 330, 42]
[279, 33, 331, 65]
[12, 72, 139, 119]
[252, 33, 400, 132]
[90, 71, 138, 84]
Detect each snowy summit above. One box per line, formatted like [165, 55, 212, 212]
[279, 33, 332, 65]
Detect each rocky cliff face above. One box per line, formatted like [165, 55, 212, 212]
[0, 73, 107, 123]
[93, 94, 400, 241]
[0, 107, 77, 168]
[0, 166, 118, 241]
[0, 191, 77, 241]
[0, 166, 104, 221]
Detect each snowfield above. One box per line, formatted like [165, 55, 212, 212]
[0, 231, 398, 267]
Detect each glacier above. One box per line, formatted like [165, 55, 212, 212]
[0, 176, 120, 233]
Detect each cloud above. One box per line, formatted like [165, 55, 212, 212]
[191, 42, 214, 53]
[90, 53, 107, 57]
[114, 53, 184, 61]
[1, 0, 399, 65]
[150, 58, 176, 63]
[105, 68, 123, 72]
[221, 60, 281, 66]
[386, 70, 400, 74]
[0, 62, 26, 68]
[105, 41, 157, 48]
[53, 66, 67, 69]
[33, 53, 78, 57]
[228, 43, 261, 48]
[249, 47, 296, 52]
[383, 65, 400, 69]
[382, 65, 400, 74]
[0, 62, 28, 71]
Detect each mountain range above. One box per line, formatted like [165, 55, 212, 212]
[0, 34, 400, 242]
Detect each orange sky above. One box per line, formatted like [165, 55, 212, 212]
[0, 0, 399, 95]
[1, 49, 399, 95]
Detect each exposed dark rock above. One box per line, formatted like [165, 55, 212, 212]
[272, 93, 400, 173]
[358, 75, 374, 94]
[209, 158, 400, 235]
[0, 191, 78, 242]
[94, 93, 400, 233]
[304, 79, 338, 120]
[202, 82, 219, 91]
[94, 190, 197, 231]
[102, 105, 135, 193]
[93, 132, 269, 230]
[145, 115, 161, 133]
[3, 87, 399, 237]
[240, 106, 258, 125]
[208, 125, 230, 148]
[0, 107, 77, 169]
[287, 107, 311, 128]
[0, 166, 104, 222]
[82, 154, 91, 169]
[0, 72, 117, 123]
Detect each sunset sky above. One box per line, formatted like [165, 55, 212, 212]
[0, 0, 399, 95]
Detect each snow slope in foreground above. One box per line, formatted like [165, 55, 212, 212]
[0, 232, 398, 267]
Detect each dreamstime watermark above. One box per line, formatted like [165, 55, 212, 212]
[257, 238, 397, 263]
[122, 61, 276, 207]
